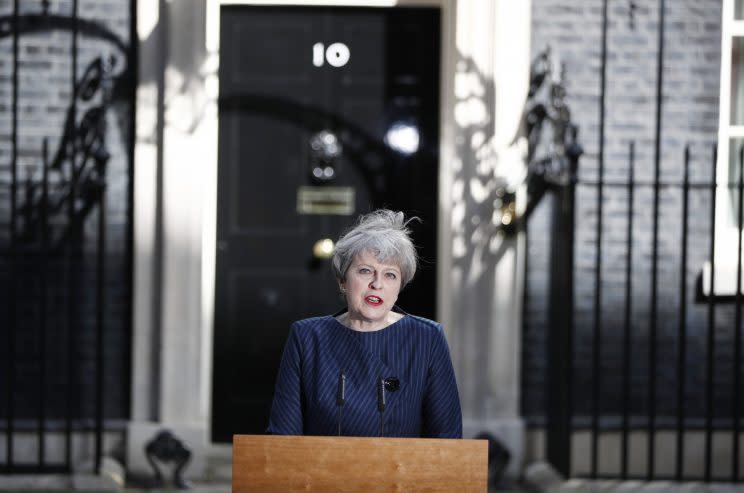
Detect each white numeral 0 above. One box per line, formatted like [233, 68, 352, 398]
[313, 42, 350, 67]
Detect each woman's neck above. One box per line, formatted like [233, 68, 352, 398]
[337, 310, 404, 332]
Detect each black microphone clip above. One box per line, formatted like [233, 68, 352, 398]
[383, 377, 400, 392]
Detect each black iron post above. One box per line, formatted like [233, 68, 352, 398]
[621, 142, 635, 479]
[675, 145, 691, 481]
[122, 0, 138, 424]
[94, 165, 107, 473]
[65, 0, 79, 471]
[6, 0, 20, 470]
[647, 0, 666, 478]
[546, 148, 580, 477]
[704, 145, 717, 482]
[38, 139, 51, 469]
[590, 0, 609, 478]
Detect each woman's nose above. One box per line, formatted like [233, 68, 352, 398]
[369, 274, 381, 288]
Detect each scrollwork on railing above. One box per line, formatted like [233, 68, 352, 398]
[0, 6, 132, 249]
[520, 47, 583, 224]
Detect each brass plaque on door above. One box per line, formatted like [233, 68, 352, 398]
[297, 186, 355, 215]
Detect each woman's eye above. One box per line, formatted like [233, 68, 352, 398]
[386, 272, 397, 280]
[359, 267, 371, 274]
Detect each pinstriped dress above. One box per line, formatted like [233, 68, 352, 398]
[267, 309, 463, 438]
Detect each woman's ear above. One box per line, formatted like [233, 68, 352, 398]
[337, 279, 345, 294]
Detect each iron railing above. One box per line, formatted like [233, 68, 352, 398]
[537, 0, 744, 483]
[0, 0, 134, 474]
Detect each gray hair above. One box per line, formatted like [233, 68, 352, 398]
[332, 209, 419, 288]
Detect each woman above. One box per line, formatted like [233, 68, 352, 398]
[267, 209, 462, 438]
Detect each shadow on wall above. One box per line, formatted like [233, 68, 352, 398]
[449, 45, 581, 424]
[450, 47, 578, 293]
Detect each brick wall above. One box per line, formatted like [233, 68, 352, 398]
[523, 0, 735, 426]
[0, 0, 133, 424]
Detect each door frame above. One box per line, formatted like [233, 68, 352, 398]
[202, 0, 459, 429]
[130, 0, 458, 449]
[133, 0, 532, 476]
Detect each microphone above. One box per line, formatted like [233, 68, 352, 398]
[336, 371, 346, 436]
[337, 372, 346, 406]
[377, 377, 386, 436]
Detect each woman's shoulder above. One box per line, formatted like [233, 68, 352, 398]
[292, 315, 335, 327]
[290, 315, 338, 337]
[402, 314, 445, 336]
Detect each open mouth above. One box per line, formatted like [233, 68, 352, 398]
[365, 295, 383, 306]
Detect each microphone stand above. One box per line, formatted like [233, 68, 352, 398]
[377, 377, 386, 437]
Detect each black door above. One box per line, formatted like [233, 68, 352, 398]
[212, 5, 440, 442]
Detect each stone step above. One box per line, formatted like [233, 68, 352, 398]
[204, 444, 232, 483]
[555, 480, 744, 493]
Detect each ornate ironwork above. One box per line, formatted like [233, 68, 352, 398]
[521, 47, 583, 223]
[1, 3, 133, 475]
[144, 430, 192, 490]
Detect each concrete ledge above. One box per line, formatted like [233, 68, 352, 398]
[0, 474, 120, 493]
[553, 480, 744, 493]
[0, 457, 123, 493]
[522, 462, 744, 493]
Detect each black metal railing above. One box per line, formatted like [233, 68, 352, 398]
[544, 140, 744, 482]
[1, 0, 134, 474]
[534, 0, 744, 482]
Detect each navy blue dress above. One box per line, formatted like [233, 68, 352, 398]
[267, 310, 463, 438]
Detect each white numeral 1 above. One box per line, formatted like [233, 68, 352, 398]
[313, 42, 325, 67]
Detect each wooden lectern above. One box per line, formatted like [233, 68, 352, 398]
[233, 434, 488, 492]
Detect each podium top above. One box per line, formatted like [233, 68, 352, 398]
[232, 435, 488, 493]
[233, 434, 488, 492]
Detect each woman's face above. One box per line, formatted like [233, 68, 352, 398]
[340, 250, 402, 330]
